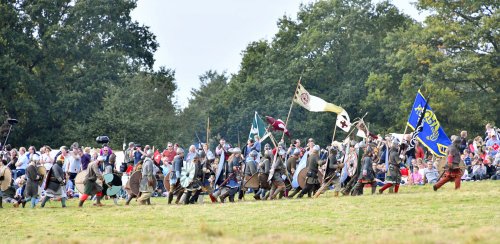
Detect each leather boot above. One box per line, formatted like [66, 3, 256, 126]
[40, 197, 49, 208]
[0, 197, 3, 208]
[334, 191, 339, 197]
[126, 196, 134, 205]
[94, 196, 103, 207]
[183, 192, 192, 205]
[270, 188, 283, 200]
[175, 192, 183, 204]
[21, 199, 27, 208]
[219, 191, 229, 203]
[287, 188, 300, 199]
[167, 193, 174, 204]
[146, 199, 151, 205]
[61, 197, 67, 208]
[190, 190, 200, 204]
[78, 200, 85, 208]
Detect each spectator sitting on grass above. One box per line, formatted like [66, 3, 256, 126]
[423, 162, 440, 184]
[472, 159, 486, 181]
[410, 166, 423, 185]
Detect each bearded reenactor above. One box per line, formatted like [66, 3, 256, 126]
[322, 147, 343, 197]
[41, 155, 67, 208]
[379, 138, 402, 194]
[434, 136, 463, 191]
[23, 154, 42, 208]
[168, 148, 184, 204]
[341, 141, 364, 196]
[352, 146, 377, 195]
[79, 156, 105, 207]
[137, 150, 155, 205]
[254, 149, 271, 200]
[297, 145, 322, 198]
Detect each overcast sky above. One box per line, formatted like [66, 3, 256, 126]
[131, 0, 427, 108]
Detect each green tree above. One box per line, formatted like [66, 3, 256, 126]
[364, 0, 499, 136]
[0, 0, 158, 147]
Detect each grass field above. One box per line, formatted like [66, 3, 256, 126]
[1, 181, 499, 244]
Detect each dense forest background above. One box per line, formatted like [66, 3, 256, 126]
[1, 0, 498, 150]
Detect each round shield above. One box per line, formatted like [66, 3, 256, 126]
[243, 173, 260, 189]
[74, 171, 102, 194]
[180, 161, 196, 188]
[75, 171, 87, 194]
[107, 185, 122, 196]
[163, 172, 171, 192]
[128, 171, 142, 196]
[103, 173, 114, 184]
[298, 167, 324, 189]
[128, 171, 157, 196]
[258, 173, 270, 190]
[36, 166, 46, 186]
[0, 167, 12, 191]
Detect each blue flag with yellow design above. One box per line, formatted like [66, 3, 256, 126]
[407, 91, 451, 157]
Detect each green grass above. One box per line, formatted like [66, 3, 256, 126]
[2, 181, 499, 243]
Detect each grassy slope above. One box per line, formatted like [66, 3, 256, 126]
[1, 181, 499, 244]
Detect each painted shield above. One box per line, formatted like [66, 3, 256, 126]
[298, 167, 324, 189]
[243, 174, 259, 189]
[74, 170, 103, 194]
[0, 167, 12, 191]
[180, 161, 196, 188]
[128, 171, 157, 196]
[258, 173, 270, 190]
[107, 185, 122, 196]
[103, 173, 114, 184]
[163, 172, 171, 192]
[104, 174, 122, 196]
[36, 166, 47, 186]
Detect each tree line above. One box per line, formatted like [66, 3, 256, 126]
[1, 0, 498, 150]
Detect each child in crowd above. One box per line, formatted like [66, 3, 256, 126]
[410, 166, 423, 185]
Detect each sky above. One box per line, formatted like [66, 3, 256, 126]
[131, 0, 428, 108]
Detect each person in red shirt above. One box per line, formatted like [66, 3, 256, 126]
[161, 142, 176, 165]
[415, 140, 425, 160]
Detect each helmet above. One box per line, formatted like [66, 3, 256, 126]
[198, 150, 206, 158]
[313, 145, 320, 152]
[264, 150, 273, 158]
[264, 143, 271, 150]
[278, 149, 286, 156]
[176, 148, 184, 155]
